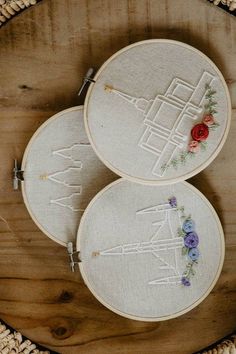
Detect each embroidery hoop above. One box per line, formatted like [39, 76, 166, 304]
[77, 179, 225, 321]
[21, 106, 116, 247]
[84, 39, 231, 185]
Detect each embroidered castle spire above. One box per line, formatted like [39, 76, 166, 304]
[52, 143, 90, 165]
[50, 193, 84, 212]
[105, 85, 153, 113]
[105, 71, 215, 177]
[98, 201, 184, 286]
[40, 143, 91, 213]
[42, 167, 82, 190]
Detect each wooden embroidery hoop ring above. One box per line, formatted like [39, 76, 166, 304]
[21, 106, 84, 247]
[84, 39, 232, 185]
[77, 178, 225, 321]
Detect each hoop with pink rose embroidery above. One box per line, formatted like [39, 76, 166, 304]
[84, 39, 231, 184]
[161, 84, 220, 172]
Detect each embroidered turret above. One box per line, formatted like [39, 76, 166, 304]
[98, 200, 184, 286]
[40, 143, 91, 212]
[105, 71, 215, 177]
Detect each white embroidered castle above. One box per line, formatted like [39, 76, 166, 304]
[52, 143, 88, 166]
[41, 143, 90, 212]
[106, 71, 215, 177]
[99, 202, 184, 286]
[50, 192, 84, 212]
[47, 167, 82, 189]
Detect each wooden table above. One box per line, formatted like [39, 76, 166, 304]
[0, 1, 235, 353]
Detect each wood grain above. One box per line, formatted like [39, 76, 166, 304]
[0, 0, 235, 353]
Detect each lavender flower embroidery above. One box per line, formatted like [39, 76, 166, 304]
[184, 232, 199, 248]
[168, 196, 177, 208]
[181, 277, 191, 286]
[182, 219, 195, 233]
[171, 196, 200, 287]
[188, 248, 200, 261]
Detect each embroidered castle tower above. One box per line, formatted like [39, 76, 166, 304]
[105, 71, 215, 177]
[99, 201, 184, 285]
[40, 143, 90, 212]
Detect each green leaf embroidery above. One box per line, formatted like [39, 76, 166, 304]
[178, 228, 186, 237]
[161, 84, 219, 173]
[200, 141, 207, 151]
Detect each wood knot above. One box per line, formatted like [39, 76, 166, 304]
[18, 84, 33, 90]
[58, 290, 73, 303]
[50, 318, 75, 340]
[49, 317, 76, 340]
[52, 326, 72, 339]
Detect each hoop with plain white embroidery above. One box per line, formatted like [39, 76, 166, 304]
[20, 106, 117, 247]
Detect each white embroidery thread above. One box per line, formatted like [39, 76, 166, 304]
[99, 202, 183, 286]
[47, 167, 82, 190]
[52, 143, 90, 165]
[41, 143, 91, 212]
[105, 71, 215, 177]
[50, 193, 84, 212]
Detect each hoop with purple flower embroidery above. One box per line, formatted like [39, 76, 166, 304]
[168, 196, 200, 286]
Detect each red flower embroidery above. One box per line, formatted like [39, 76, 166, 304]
[202, 114, 215, 126]
[191, 123, 209, 142]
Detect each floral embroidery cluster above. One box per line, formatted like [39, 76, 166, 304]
[162, 84, 219, 172]
[169, 196, 200, 287]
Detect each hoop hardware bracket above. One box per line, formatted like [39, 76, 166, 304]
[13, 159, 24, 190]
[78, 68, 95, 96]
[67, 241, 81, 272]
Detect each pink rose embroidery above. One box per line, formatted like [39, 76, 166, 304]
[202, 114, 215, 126]
[188, 140, 199, 153]
[161, 85, 220, 173]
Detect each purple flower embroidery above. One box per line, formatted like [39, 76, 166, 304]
[181, 277, 191, 286]
[188, 248, 200, 261]
[169, 196, 177, 208]
[182, 219, 195, 233]
[184, 232, 199, 248]
[168, 198, 201, 287]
